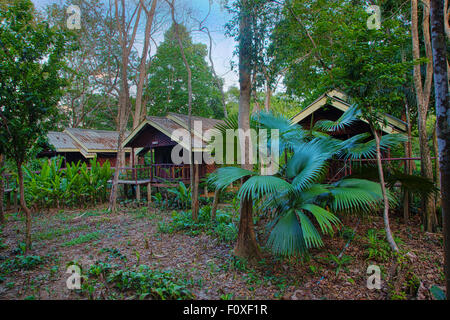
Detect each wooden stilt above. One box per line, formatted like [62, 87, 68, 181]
[136, 184, 141, 202]
[13, 191, 18, 211]
[147, 183, 152, 205]
[6, 192, 11, 210]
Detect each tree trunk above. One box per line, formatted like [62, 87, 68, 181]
[412, 0, 437, 231]
[16, 161, 31, 252]
[403, 104, 413, 223]
[433, 123, 441, 208]
[430, 0, 450, 299]
[264, 81, 271, 112]
[203, 26, 228, 118]
[235, 0, 262, 262]
[109, 0, 141, 213]
[192, 163, 199, 221]
[0, 154, 5, 225]
[373, 129, 399, 252]
[133, 0, 158, 129]
[168, 0, 198, 221]
[211, 188, 220, 221]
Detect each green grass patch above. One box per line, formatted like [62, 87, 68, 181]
[61, 231, 103, 247]
[33, 225, 89, 241]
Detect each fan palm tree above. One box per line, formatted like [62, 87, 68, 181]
[209, 108, 405, 256]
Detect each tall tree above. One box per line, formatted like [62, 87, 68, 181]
[411, 0, 438, 232]
[166, 0, 199, 220]
[0, 0, 68, 250]
[145, 24, 224, 118]
[133, 0, 158, 129]
[430, 0, 450, 299]
[0, 154, 5, 225]
[109, 0, 143, 213]
[234, 0, 262, 261]
[45, 0, 121, 130]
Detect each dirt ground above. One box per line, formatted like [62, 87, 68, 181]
[0, 204, 445, 300]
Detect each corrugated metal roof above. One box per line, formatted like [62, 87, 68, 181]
[167, 112, 225, 134]
[65, 128, 121, 151]
[146, 116, 206, 148]
[47, 131, 78, 150]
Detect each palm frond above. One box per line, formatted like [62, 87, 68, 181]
[208, 167, 255, 190]
[238, 175, 293, 200]
[297, 211, 324, 248]
[266, 210, 307, 256]
[328, 178, 390, 213]
[301, 203, 341, 234]
[314, 105, 361, 132]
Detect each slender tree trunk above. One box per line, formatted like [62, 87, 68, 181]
[433, 123, 441, 207]
[373, 129, 399, 252]
[203, 26, 228, 118]
[211, 188, 220, 221]
[235, 0, 262, 262]
[133, 0, 158, 129]
[412, 0, 437, 231]
[191, 162, 199, 220]
[168, 0, 198, 220]
[0, 154, 5, 225]
[430, 0, 450, 299]
[403, 105, 412, 223]
[109, 0, 141, 213]
[16, 161, 31, 252]
[264, 81, 271, 112]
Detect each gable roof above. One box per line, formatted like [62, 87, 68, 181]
[47, 131, 79, 152]
[123, 113, 225, 152]
[46, 128, 131, 158]
[291, 90, 407, 134]
[65, 128, 122, 153]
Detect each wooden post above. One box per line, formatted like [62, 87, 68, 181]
[136, 184, 141, 202]
[147, 182, 152, 205]
[6, 191, 11, 210]
[13, 190, 18, 212]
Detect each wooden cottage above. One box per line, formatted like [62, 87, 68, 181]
[291, 90, 407, 181]
[38, 128, 131, 167]
[121, 113, 224, 188]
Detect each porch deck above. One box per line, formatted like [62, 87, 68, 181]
[110, 164, 199, 186]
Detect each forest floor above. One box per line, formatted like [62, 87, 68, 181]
[0, 203, 445, 300]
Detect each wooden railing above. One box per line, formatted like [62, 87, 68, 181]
[117, 164, 201, 184]
[326, 157, 435, 183]
[1, 173, 16, 193]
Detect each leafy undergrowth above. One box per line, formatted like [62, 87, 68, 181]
[157, 205, 238, 243]
[81, 261, 194, 300]
[0, 204, 445, 300]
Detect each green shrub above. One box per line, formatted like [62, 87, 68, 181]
[213, 223, 237, 243]
[81, 262, 194, 300]
[0, 255, 44, 277]
[108, 265, 194, 299]
[365, 229, 403, 262]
